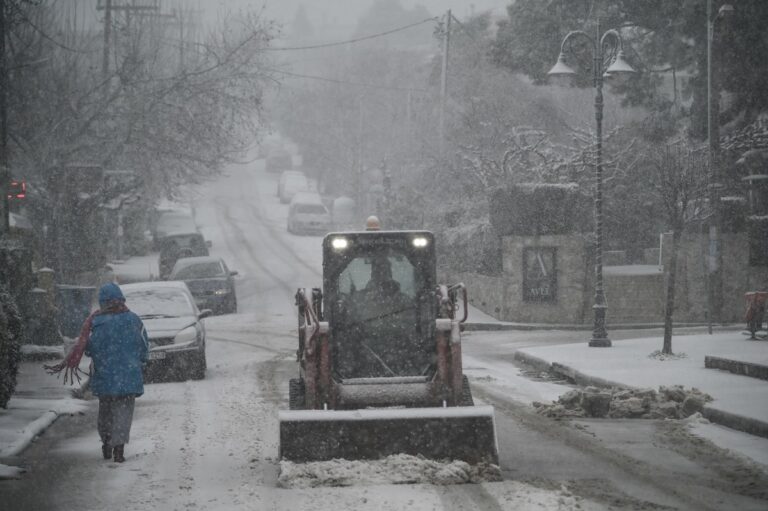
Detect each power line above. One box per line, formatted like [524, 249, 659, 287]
[272, 68, 429, 93]
[265, 16, 438, 51]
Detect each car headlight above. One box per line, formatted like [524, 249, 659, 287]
[214, 289, 230, 295]
[174, 326, 198, 344]
[412, 237, 429, 248]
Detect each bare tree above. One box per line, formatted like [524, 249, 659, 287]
[7, 2, 276, 200]
[648, 140, 709, 354]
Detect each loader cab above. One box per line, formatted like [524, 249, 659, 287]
[322, 231, 437, 380]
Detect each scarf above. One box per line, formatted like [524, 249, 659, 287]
[45, 301, 130, 385]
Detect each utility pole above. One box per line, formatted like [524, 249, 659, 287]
[178, 4, 185, 70]
[439, 9, 451, 156]
[101, 0, 112, 79]
[98, 0, 162, 79]
[0, 0, 8, 235]
[357, 95, 364, 216]
[705, 0, 733, 329]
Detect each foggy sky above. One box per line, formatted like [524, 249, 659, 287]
[205, 1, 509, 32]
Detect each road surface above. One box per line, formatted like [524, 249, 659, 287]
[2, 157, 766, 511]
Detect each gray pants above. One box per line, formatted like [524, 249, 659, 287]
[98, 396, 135, 447]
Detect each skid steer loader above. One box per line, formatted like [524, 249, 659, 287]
[279, 220, 498, 464]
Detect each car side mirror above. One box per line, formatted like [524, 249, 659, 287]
[206, 240, 213, 248]
[198, 309, 214, 320]
[230, 270, 239, 276]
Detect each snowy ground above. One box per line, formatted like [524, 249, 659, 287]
[2, 154, 768, 510]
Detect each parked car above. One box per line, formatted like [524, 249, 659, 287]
[278, 171, 309, 204]
[287, 192, 332, 235]
[265, 151, 293, 173]
[153, 210, 197, 248]
[158, 232, 211, 279]
[169, 256, 238, 315]
[121, 281, 211, 381]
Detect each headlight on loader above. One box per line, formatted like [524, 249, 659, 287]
[412, 237, 428, 248]
[331, 237, 348, 250]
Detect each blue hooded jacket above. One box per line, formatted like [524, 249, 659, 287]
[85, 283, 149, 397]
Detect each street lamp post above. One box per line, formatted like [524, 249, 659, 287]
[705, 1, 734, 332]
[548, 20, 635, 347]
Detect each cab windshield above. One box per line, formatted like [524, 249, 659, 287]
[332, 248, 431, 379]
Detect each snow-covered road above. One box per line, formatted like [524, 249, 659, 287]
[2, 158, 767, 510]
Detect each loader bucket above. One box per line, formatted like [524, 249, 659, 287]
[279, 406, 499, 464]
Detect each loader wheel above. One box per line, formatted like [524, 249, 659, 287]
[289, 378, 306, 410]
[460, 375, 474, 406]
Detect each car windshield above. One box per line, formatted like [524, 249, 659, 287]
[296, 204, 327, 214]
[172, 262, 225, 280]
[124, 288, 194, 318]
[156, 214, 196, 235]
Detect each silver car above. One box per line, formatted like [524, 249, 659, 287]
[121, 281, 212, 381]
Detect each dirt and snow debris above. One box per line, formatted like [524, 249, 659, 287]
[534, 385, 713, 420]
[277, 454, 502, 488]
[648, 349, 688, 361]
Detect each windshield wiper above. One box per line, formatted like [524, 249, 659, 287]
[139, 314, 179, 319]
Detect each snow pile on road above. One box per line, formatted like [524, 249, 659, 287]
[533, 385, 713, 420]
[278, 454, 502, 488]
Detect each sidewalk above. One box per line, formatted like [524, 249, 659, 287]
[0, 359, 89, 479]
[514, 332, 768, 438]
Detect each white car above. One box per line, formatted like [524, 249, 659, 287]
[121, 281, 212, 381]
[287, 192, 332, 235]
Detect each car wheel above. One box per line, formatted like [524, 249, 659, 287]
[190, 350, 206, 380]
[460, 375, 474, 406]
[289, 378, 305, 410]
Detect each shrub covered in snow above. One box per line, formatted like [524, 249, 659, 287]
[0, 287, 23, 408]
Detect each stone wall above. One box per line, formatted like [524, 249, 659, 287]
[603, 269, 665, 324]
[445, 231, 767, 326]
[663, 231, 768, 323]
[449, 234, 591, 324]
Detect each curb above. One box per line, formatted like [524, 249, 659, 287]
[701, 407, 768, 438]
[0, 362, 91, 461]
[465, 321, 740, 332]
[704, 356, 768, 381]
[513, 350, 768, 439]
[0, 411, 59, 458]
[0, 380, 90, 461]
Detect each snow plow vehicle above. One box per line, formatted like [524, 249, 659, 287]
[279, 219, 498, 464]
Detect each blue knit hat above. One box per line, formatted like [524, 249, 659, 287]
[98, 282, 125, 306]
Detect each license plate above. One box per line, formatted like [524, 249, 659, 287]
[149, 351, 166, 360]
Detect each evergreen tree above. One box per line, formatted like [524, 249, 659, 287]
[492, 0, 768, 138]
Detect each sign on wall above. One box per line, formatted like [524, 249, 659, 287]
[523, 247, 557, 302]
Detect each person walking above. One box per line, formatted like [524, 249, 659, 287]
[46, 282, 148, 462]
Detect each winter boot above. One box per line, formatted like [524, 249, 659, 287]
[102, 444, 112, 460]
[113, 445, 125, 463]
